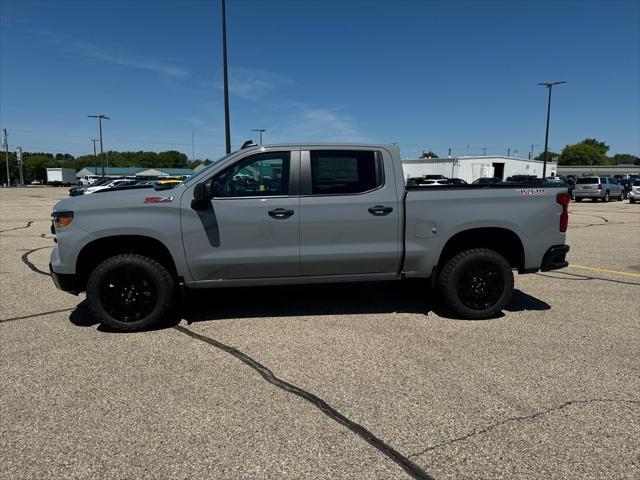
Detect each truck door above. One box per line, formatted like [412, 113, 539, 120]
[299, 149, 400, 276]
[181, 150, 301, 281]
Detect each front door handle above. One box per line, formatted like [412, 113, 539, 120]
[268, 208, 295, 219]
[368, 205, 393, 216]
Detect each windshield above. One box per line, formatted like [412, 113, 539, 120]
[180, 151, 238, 187]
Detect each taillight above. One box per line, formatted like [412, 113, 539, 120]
[556, 192, 569, 232]
[597, 183, 602, 190]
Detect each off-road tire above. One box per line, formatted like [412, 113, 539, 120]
[86, 254, 175, 332]
[438, 248, 514, 319]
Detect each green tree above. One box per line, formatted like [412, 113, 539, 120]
[420, 151, 439, 159]
[558, 143, 606, 166]
[580, 138, 609, 156]
[534, 151, 559, 161]
[611, 153, 640, 165]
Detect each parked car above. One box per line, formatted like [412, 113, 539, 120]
[629, 181, 640, 204]
[50, 143, 570, 331]
[30, 179, 42, 185]
[573, 176, 624, 202]
[83, 178, 136, 194]
[447, 178, 467, 185]
[473, 177, 503, 185]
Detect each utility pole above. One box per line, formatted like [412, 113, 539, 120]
[91, 139, 98, 163]
[191, 131, 195, 161]
[538, 81, 567, 179]
[514, 149, 518, 158]
[16, 147, 24, 186]
[2, 129, 9, 187]
[507, 147, 511, 157]
[482, 147, 487, 156]
[221, 0, 231, 154]
[252, 129, 266, 145]
[88, 114, 110, 177]
[529, 143, 539, 160]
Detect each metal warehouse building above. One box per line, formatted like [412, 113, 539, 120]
[401, 156, 558, 183]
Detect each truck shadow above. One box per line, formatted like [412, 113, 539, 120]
[69, 282, 550, 331]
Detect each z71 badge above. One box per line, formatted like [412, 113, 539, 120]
[520, 189, 545, 196]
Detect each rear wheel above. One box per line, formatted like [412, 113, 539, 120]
[575, 197, 583, 202]
[618, 191, 623, 201]
[86, 254, 175, 331]
[438, 248, 514, 319]
[603, 191, 610, 202]
[631, 198, 636, 204]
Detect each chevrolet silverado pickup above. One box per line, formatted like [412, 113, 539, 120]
[50, 143, 570, 331]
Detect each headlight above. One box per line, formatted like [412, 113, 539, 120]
[52, 211, 74, 228]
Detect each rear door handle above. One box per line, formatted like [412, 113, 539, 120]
[268, 208, 294, 219]
[368, 205, 393, 216]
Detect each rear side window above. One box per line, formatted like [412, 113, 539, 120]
[309, 150, 383, 195]
[576, 177, 599, 184]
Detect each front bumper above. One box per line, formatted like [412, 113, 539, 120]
[50, 263, 80, 294]
[540, 244, 570, 272]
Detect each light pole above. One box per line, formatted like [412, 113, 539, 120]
[538, 81, 566, 179]
[252, 129, 266, 145]
[88, 114, 110, 177]
[221, 0, 231, 154]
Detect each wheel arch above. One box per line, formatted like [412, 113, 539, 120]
[75, 235, 179, 292]
[437, 227, 525, 273]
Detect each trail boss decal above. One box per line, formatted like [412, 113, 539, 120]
[520, 189, 545, 196]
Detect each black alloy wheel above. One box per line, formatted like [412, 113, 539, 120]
[456, 260, 505, 311]
[100, 266, 158, 322]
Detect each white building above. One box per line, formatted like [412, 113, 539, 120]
[402, 156, 558, 183]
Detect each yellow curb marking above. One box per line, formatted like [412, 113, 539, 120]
[569, 264, 640, 278]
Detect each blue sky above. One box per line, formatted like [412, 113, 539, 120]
[1, 0, 638, 160]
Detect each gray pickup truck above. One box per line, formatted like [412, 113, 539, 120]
[50, 143, 570, 331]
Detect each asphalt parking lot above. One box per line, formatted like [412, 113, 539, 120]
[1, 187, 638, 480]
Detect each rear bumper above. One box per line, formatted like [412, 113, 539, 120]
[50, 263, 80, 294]
[574, 190, 602, 198]
[540, 244, 570, 272]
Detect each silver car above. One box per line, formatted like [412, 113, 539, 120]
[629, 181, 640, 204]
[573, 176, 624, 202]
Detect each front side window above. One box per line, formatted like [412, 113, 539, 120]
[309, 150, 382, 195]
[212, 152, 290, 197]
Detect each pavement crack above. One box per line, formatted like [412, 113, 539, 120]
[173, 324, 434, 480]
[0, 220, 34, 233]
[408, 398, 640, 459]
[21, 246, 52, 276]
[0, 307, 75, 324]
[536, 271, 640, 286]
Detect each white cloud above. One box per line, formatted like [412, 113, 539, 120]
[276, 107, 369, 143]
[30, 28, 190, 79]
[209, 67, 294, 100]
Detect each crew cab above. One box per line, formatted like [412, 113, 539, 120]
[50, 143, 570, 331]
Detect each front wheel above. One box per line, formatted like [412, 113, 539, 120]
[438, 248, 514, 319]
[86, 254, 175, 331]
[618, 191, 623, 201]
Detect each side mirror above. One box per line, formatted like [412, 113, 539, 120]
[191, 181, 213, 210]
